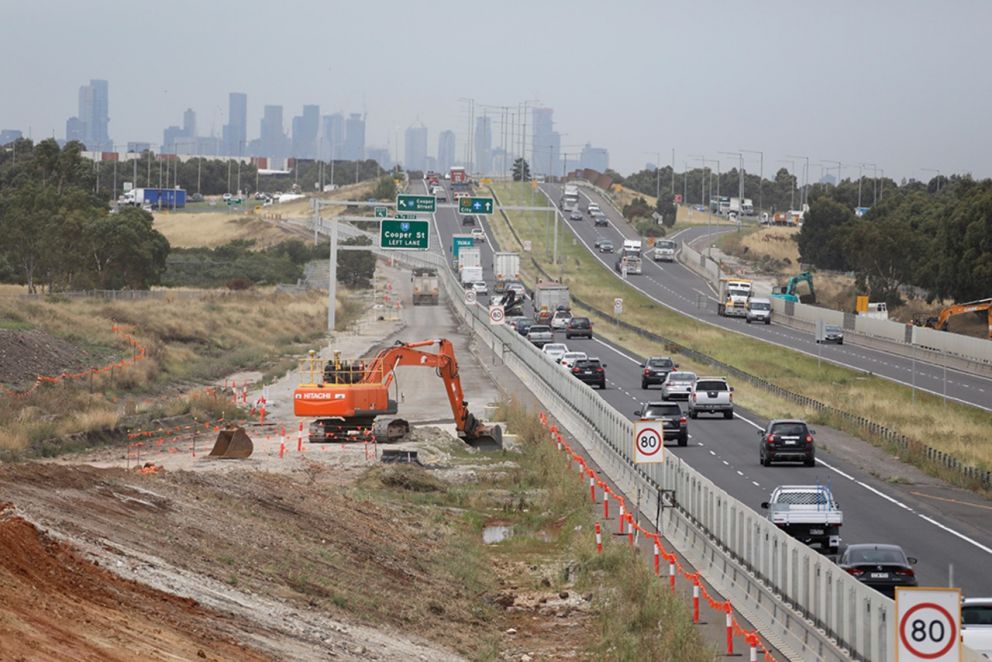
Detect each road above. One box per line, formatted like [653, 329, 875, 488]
[416, 177, 992, 598]
[540, 183, 992, 412]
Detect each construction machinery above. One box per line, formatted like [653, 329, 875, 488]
[411, 268, 439, 305]
[209, 426, 254, 458]
[771, 271, 816, 304]
[293, 339, 503, 450]
[923, 298, 992, 338]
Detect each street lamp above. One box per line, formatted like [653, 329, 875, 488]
[786, 154, 810, 209]
[719, 151, 744, 204]
[921, 167, 942, 191]
[780, 160, 797, 211]
[643, 151, 662, 203]
[740, 149, 763, 212]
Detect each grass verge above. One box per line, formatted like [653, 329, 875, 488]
[488, 182, 992, 487]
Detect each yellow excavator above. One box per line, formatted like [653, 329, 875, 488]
[923, 298, 992, 338]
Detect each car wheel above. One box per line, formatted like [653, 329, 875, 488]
[599, 381, 606, 390]
[838, 340, 844, 345]
[760, 453, 768, 467]
[689, 410, 697, 419]
[805, 455, 816, 467]
[765, 319, 771, 325]
[641, 381, 648, 389]
[723, 410, 733, 420]
[746, 318, 751, 324]
[678, 435, 687, 447]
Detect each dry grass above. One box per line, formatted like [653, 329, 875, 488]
[491, 182, 992, 484]
[676, 205, 735, 226]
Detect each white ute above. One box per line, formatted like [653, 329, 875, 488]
[761, 485, 842, 555]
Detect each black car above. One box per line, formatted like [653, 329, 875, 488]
[570, 358, 606, 389]
[594, 214, 609, 227]
[640, 356, 677, 389]
[514, 319, 534, 336]
[565, 316, 593, 339]
[838, 544, 918, 597]
[817, 324, 844, 344]
[759, 419, 816, 467]
[598, 240, 614, 253]
[635, 401, 688, 446]
[569, 209, 583, 221]
[461, 215, 476, 226]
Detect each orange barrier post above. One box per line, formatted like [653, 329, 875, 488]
[653, 539, 660, 576]
[603, 490, 610, 519]
[242, 385, 248, 404]
[669, 555, 676, 591]
[279, 437, 286, 459]
[725, 604, 734, 655]
[297, 421, 303, 452]
[260, 404, 266, 425]
[617, 501, 625, 535]
[588, 473, 596, 502]
[692, 576, 700, 624]
[626, 515, 634, 546]
[595, 522, 602, 554]
[748, 634, 759, 662]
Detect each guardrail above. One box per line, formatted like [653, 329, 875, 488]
[363, 246, 889, 661]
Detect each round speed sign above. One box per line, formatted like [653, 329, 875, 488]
[633, 420, 664, 463]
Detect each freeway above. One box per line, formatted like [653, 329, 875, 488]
[416, 177, 992, 598]
[541, 183, 992, 412]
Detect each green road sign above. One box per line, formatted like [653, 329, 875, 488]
[458, 196, 494, 215]
[395, 212, 416, 219]
[396, 194, 436, 213]
[374, 206, 388, 217]
[380, 219, 430, 251]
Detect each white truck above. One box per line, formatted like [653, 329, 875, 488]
[761, 485, 843, 555]
[562, 185, 580, 211]
[616, 254, 642, 275]
[492, 252, 520, 294]
[533, 282, 570, 325]
[460, 265, 483, 286]
[458, 247, 482, 271]
[651, 239, 676, 262]
[717, 278, 752, 317]
[729, 197, 754, 216]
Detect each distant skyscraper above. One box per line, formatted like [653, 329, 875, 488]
[0, 129, 23, 146]
[65, 117, 85, 144]
[291, 104, 319, 159]
[321, 113, 345, 160]
[259, 105, 288, 158]
[74, 79, 111, 151]
[222, 92, 247, 156]
[579, 143, 609, 173]
[404, 123, 428, 172]
[531, 107, 559, 176]
[474, 115, 492, 175]
[182, 108, 196, 139]
[366, 146, 391, 170]
[437, 129, 456, 172]
[161, 125, 182, 154]
[342, 113, 365, 161]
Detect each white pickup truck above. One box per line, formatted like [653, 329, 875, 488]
[761, 485, 842, 555]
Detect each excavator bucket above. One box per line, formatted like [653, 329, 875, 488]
[462, 424, 503, 451]
[209, 426, 254, 459]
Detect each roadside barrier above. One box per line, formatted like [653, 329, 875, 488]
[538, 410, 775, 661]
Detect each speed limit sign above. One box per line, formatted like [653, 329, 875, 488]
[633, 419, 664, 464]
[464, 289, 477, 305]
[488, 304, 506, 326]
[895, 587, 960, 661]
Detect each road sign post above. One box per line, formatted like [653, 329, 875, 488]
[396, 194, 436, 213]
[458, 196, 495, 215]
[895, 587, 961, 661]
[633, 420, 664, 464]
[379, 219, 430, 251]
[464, 289, 477, 306]
[488, 305, 506, 326]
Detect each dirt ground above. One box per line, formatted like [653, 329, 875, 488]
[0, 329, 93, 388]
[0, 259, 601, 661]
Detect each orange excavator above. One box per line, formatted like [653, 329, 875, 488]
[923, 298, 992, 338]
[293, 339, 502, 450]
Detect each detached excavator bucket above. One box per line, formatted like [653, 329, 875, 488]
[462, 424, 503, 451]
[209, 426, 254, 459]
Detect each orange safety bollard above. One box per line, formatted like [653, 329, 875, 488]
[595, 522, 602, 554]
[626, 515, 634, 546]
[297, 421, 303, 452]
[748, 634, 759, 662]
[603, 490, 610, 519]
[692, 576, 700, 624]
[260, 405, 266, 425]
[725, 604, 734, 655]
[589, 473, 596, 502]
[617, 502, 625, 535]
[669, 555, 676, 592]
[653, 539, 660, 576]
[279, 438, 286, 459]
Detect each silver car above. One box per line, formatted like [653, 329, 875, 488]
[527, 324, 553, 347]
[661, 371, 697, 400]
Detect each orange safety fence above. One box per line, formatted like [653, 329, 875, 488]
[0, 324, 147, 399]
[537, 411, 776, 662]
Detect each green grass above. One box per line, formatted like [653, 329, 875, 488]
[489, 182, 992, 487]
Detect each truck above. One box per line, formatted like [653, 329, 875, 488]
[449, 167, 467, 184]
[615, 254, 642, 275]
[411, 268, 439, 305]
[729, 197, 754, 216]
[717, 278, 752, 317]
[451, 234, 475, 258]
[533, 282, 570, 324]
[761, 485, 843, 556]
[561, 185, 579, 211]
[458, 247, 482, 271]
[460, 265, 483, 286]
[621, 239, 642, 256]
[651, 239, 676, 262]
[123, 187, 187, 209]
[492, 252, 520, 294]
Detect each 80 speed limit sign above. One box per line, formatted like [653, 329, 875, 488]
[633, 419, 665, 464]
[895, 587, 961, 661]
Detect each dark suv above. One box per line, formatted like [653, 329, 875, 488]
[570, 358, 606, 389]
[640, 356, 677, 389]
[635, 401, 688, 446]
[758, 419, 816, 467]
[565, 316, 593, 339]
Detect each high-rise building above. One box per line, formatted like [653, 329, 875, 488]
[474, 115, 492, 175]
[291, 104, 319, 159]
[259, 105, 288, 158]
[579, 143, 609, 173]
[404, 123, 428, 172]
[182, 108, 197, 139]
[74, 79, 111, 151]
[161, 125, 183, 154]
[222, 92, 247, 156]
[366, 146, 391, 170]
[531, 107, 559, 176]
[437, 129, 456, 172]
[0, 129, 23, 146]
[321, 113, 345, 160]
[65, 117, 85, 144]
[342, 113, 365, 161]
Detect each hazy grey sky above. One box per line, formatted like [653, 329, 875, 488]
[2, 0, 990, 180]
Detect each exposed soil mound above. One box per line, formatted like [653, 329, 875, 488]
[0, 329, 91, 387]
[0, 502, 268, 662]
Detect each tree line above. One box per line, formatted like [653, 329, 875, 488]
[798, 176, 992, 305]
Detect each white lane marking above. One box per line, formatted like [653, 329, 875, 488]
[752, 481, 760, 487]
[591, 337, 641, 364]
[917, 514, 992, 555]
[722, 460, 729, 466]
[736, 470, 744, 476]
[709, 450, 716, 456]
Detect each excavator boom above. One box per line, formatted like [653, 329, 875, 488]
[930, 298, 992, 338]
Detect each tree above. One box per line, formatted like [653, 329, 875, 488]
[656, 195, 677, 228]
[370, 175, 397, 201]
[82, 207, 170, 289]
[796, 198, 855, 271]
[512, 158, 531, 182]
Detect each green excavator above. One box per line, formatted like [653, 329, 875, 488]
[771, 271, 816, 304]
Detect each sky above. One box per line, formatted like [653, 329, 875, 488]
[2, 0, 990, 181]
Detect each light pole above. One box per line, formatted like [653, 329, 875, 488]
[820, 160, 841, 189]
[719, 151, 744, 205]
[740, 149, 763, 212]
[921, 168, 942, 191]
[780, 160, 797, 211]
[786, 154, 809, 209]
[643, 150, 662, 203]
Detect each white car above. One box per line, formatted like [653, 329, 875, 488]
[963, 598, 992, 658]
[471, 281, 488, 295]
[660, 371, 698, 400]
[550, 309, 572, 330]
[471, 228, 485, 242]
[542, 343, 569, 363]
[559, 351, 587, 369]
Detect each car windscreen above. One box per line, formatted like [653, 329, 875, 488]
[826, 325, 842, 333]
[643, 404, 681, 417]
[845, 547, 907, 565]
[770, 422, 807, 436]
[695, 380, 727, 391]
[657, 241, 676, 249]
[750, 302, 770, 311]
[648, 358, 673, 368]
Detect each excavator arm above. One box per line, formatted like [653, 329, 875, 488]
[931, 299, 992, 338]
